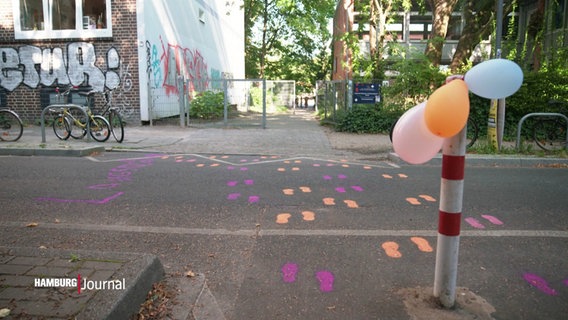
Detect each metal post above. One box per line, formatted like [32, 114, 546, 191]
[433, 125, 466, 308]
[178, 76, 185, 127]
[262, 79, 267, 129]
[223, 79, 229, 126]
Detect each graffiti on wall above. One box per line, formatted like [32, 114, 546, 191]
[0, 42, 120, 92]
[145, 36, 209, 95]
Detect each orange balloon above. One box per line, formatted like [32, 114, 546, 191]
[425, 79, 470, 137]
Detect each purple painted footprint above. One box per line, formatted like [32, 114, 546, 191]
[248, 195, 260, 203]
[316, 270, 334, 292]
[281, 263, 298, 283]
[351, 186, 364, 192]
[523, 273, 557, 295]
[481, 214, 503, 225]
[465, 217, 485, 229]
[227, 193, 241, 200]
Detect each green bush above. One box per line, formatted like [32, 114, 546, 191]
[189, 91, 224, 119]
[335, 104, 401, 134]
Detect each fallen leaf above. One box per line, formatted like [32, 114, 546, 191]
[185, 270, 196, 278]
[39, 245, 47, 249]
[26, 222, 38, 228]
[0, 308, 10, 318]
[54, 219, 60, 223]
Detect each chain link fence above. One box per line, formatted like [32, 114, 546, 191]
[315, 80, 352, 125]
[148, 78, 296, 128]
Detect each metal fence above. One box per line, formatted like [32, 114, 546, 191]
[148, 78, 296, 128]
[315, 80, 352, 125]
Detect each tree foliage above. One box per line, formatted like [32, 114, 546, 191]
[244, 0, 335, 92]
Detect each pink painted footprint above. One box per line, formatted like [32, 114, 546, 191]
[465, 217, 485, 229]
[481, 214, 503, 225]
[316, 270, 334, 292]
[281, 263, 298, 283]
[523, 273, 558, 295]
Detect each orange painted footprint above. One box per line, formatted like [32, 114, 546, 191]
[406, 197, 421, 205]
[299, 186, 312, 193]
[301, 211, 315, 221]
[276, 213, 292, 224]
[344, 200, 359, 208]
[381, 241, 402, 258]
[419, 195, 436, 202]
[283, 189, 295, 195]
[323, 198, 335, 205]
[410, 237, 433, 252]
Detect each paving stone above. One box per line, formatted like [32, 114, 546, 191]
[7, 257, 52, 266]
[0, 264, 34, 275]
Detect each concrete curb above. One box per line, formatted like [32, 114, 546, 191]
[0, 146, 105, 157]
[388, 152, 568, 168]
[164, 274, 226, 320]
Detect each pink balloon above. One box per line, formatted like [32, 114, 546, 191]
[393, 102, 444, 164]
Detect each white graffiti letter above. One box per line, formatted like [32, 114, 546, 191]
[105, 47, 120, 90]
[41, 47, 70, 87]
[19, 45, 42, 88]
[67, 42, 105, 91]
[0, 48, 22, 91]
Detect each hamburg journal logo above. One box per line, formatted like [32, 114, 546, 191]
[34, 274, 126, 294]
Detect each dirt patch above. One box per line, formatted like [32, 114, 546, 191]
[324, 127, 393, 155]
[397, 287, 496, 320]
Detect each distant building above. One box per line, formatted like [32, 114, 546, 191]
[0, 0, 245, 123]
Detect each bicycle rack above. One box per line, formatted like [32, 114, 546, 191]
[40, 104, 91, 143]
[516, 112, 568, 150]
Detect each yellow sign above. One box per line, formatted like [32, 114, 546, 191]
[488, 100, 498, 149]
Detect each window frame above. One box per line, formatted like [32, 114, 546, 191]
[13, 0, 112, 40]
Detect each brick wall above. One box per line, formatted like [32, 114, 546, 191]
[0, 0, 141, 124]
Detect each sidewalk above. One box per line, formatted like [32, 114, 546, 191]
[1, 110, 567, 319]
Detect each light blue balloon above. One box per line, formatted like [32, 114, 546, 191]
[464, 59, 523, 99]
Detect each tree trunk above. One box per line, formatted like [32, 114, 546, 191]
[449, 0, 494, 72]
[425, 0, 459, 66]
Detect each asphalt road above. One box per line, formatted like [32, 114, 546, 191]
[1, 152, 567, 319]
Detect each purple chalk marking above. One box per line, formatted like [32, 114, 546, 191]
[481, 214, 504, 225]
[248, 195, 260, 203]
[465, 217, 485, 229]
[335, 187, 346, 193]
[227, 166, 235, 170]
[281, 263, 299, 283]
[36, 192, 124, 205]
[87, 183, 120, 190]
[244, 179, 254, 185]
[564, 279, 568, 286]
[523, 273, 557, 295]
[323, 175, 332, 181]
[240, 167, 249, 171]
[227, 181, 238, 187]
[337, 174, 347, 179]
[316, 270, 334, 292]
[351, 186, 364, 192]
[227, 193, 241, 200]
[313, 164, 321, 167]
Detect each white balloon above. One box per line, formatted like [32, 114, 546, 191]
[392, 102, 444, 165]
[464, 59, 523, 99]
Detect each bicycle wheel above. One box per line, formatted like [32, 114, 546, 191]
[466, 118, 479, 149]
[533, 118, 567, 151]
[0, 110, 24, 142]
[52, 115, 71, 140]
[68, 110, 87, 139]
[89, 115, 111, 142]
[108, 110, 124, 143]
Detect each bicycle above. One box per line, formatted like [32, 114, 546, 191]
[532, 100, 568, 151]
[0, 108, 24, 142]
[83, 89, 124, 143]
[50, 86, 111, 142]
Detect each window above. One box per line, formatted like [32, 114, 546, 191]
[14, 0, 112, 40]
[554, 0, 566, 30]
[385, 15, 404, 41]
[409, 15, 431, 40]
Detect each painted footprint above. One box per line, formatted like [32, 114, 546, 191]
[419, 195, 436, 202]
[465, 217, 486, 229]
[344, 200, 359, 208]
[283, 189, 295, 195]
[481, 214, 503, 225]
[301, 211, 315, 221]
[282, 263, 299, 283]
[316, 270, 334, 292]
[406, 197, 421, 205]
[410, 237, 433, 252]
[276, 213, 292, 224]
[381, 241, 402, 258]
[299, 186, 312, 193]
[323, 198, 335, 206]
[523, 273, 558, 296]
